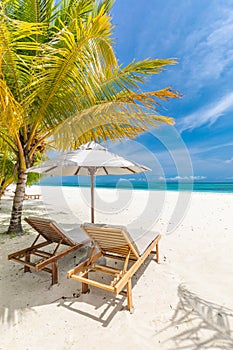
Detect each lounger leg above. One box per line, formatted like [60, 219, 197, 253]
[156, 242, 159, 263]
[24, 253, 31, 273]
[52, 261, 58, 285]
[126, 279, 133, 312]
[82, 272, 89, 294]
[151, 243, 160, 263]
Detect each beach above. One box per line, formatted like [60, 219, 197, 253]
[0, 186, 233, 349]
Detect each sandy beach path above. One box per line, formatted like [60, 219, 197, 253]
[0, 188, 233, 349]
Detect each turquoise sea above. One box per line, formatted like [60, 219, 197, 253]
[40, 177, 233, 193]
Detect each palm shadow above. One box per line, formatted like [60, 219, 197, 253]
[160, 284, 233, 349]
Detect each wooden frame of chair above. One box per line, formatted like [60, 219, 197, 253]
[8, 217, 88, 285]
[67, 224, 161, 312]
[24, 193, 41, 199]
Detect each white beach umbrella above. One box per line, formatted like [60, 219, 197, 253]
[28, 142, 151, 222]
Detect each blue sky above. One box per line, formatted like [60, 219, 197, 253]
[108, 0, 233, 181]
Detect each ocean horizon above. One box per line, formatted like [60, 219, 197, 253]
[39, 179, 233, 194]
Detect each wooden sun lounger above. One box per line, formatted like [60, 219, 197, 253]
[8, 217, 89, 285]
[68, 223, 161, 312]
[24, 193, 41, 199]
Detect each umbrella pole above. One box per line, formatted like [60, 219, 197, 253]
[91, 173, 94, 223]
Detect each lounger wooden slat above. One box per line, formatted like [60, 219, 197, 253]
[32, 250, 53, 258]
[91, 264, 121, 274]
[8, 217, 89, 285]
[24, 194, 41, 200]
[103, 253, 137, 262]
[83, 228, 140, 259]
[68, 223, 161, 312]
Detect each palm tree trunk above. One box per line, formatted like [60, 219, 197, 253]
[7, 169, 27, 234]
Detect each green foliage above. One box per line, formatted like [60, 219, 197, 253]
[0, 0, 180, 232]
[0, 0, 179, 163]
[0, 149, 17, 196]
[0, 153, 16, 182]
[26, 172, 41, 186]
[10, 233, 17, 238]
[0, 153, 40, 192]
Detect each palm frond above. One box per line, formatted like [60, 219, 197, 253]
[1, 0, 179, 158]
[74, 59, 178, 107]
[0, 11, 46, 100]
[24, 9, 118, 138]
[0, 52, 23, 132]
[5, 0, 56, 24]
[117, 88, 181, 110]
[0, 0, 180, 233]
[52, 101, 174, 150]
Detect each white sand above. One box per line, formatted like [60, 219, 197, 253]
[0, 186, 233, 349]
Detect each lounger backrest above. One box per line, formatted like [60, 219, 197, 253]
[81, 223, 140, 259]
[25, 217, 75, 246]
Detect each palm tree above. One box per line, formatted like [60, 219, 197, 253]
[0, 0, 180, 234]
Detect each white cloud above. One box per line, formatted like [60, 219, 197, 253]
[191, 176, 207, 180]
[225, 157, 233, 164]
[165, 175, 206, 181]
[181, 7, 233, 86]
[179, 92, 233, 132]
[189, 142, 233, 155]
[168, 176, 190, 181]
[120, 177, 136, 181]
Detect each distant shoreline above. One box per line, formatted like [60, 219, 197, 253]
[37, 181, 233, 193]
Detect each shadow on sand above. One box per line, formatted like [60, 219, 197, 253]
[1, 233, 157, 328]
[0, 198, 47, 234]
[52, 254, 156, 327]
[160, 284, 233, 350]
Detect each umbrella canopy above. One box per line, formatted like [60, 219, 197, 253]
[28, 142, 151, 222]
